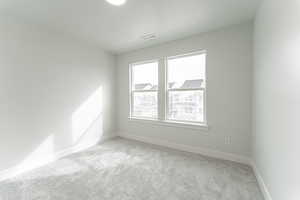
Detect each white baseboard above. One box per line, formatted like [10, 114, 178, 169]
[117, 132, 251, 165]
[0, 134, 116, 182]
[251, 162, 273, 200]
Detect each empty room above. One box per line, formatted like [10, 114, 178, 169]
[0, 0, 299, 199]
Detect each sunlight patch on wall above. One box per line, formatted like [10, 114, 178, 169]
[19, 135, 54, 172]
[72, 86, 103, 145]
[0, 86, 105, 181]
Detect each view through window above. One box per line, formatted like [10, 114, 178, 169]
[167, 53, 206, 123]
[130, 61, 158, 119]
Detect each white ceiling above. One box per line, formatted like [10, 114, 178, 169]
[0, 0, 261, 54]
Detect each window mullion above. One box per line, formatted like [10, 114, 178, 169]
[158, 58, 166, 120]
[168, 88, 205, 92]
[129, 64, 133, 118]
[132, 90, 158, 93]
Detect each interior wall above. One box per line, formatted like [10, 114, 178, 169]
[116, 22, 253, 158]
[253, 0, 300, 199]
[0, 17, 116, 172]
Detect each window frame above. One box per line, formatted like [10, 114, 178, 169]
[128, 51, 208, 129]
[129, 59, 159, 120]
[165, 51, 207, 125]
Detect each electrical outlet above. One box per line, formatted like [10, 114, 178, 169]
[225, 136, 232, 145]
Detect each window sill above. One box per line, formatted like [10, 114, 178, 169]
[128, 117, 209, 131]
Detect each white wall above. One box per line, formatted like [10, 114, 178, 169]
[116, 22, 253, 158]
[253, 0, 300, 200]
[0, 17, 116, 173]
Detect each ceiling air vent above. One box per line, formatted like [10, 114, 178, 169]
[141, 33, 156, 40]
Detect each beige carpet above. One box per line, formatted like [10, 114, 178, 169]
[0, 138, 263, 200]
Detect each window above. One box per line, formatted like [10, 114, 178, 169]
[167, 53, 206, 123]
[130, 61, 158, 119]
[129, 51, 207, 126]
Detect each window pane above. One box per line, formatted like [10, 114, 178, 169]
[132, 92, 158, 118]
[167, 90, 204, 122]
[132, 62, 158, 90]
[168, 53, 206, 89]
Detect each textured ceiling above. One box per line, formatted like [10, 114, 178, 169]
[0, 0, 261, 54]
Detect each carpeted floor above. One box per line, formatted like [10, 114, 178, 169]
[0, 138, 263, 200]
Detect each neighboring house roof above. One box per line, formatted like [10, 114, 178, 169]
[150, 83, 175, 90]
[151, 85, 158, 90]
[135, 83, 152, 90]
[168, 82, 176, 89]
[134, 80, 203, 90]
[180, 79, 203, 89]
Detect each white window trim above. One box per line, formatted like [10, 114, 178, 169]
[128, 50, 208, 130]
[165, 50, 207, 125]
[128, 117, 209, 131]
[129, 59, 159, 120]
